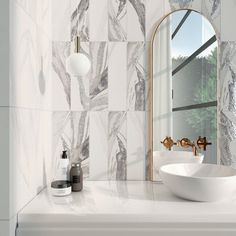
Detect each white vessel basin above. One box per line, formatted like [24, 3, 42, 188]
[160, 163, 236, 202]
[153, 151, 204, 181]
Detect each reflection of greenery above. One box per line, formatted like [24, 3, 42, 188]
[186, 48, 217, 141]
[173, 48, 217, 141]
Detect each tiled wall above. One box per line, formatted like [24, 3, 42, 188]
[51, 0, 147, 180]
[0, 1, 51, 235]
[51, 0, 236, 181]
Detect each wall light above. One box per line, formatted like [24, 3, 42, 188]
[66, 36, 91, 77]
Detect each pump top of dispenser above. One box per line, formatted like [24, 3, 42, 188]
[62, 150, 68, 159]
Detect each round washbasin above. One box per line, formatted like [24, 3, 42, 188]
[153, 151, 204, 181]
[160, 163, 236, 202]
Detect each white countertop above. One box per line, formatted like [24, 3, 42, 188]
[18, 181, 236, 228]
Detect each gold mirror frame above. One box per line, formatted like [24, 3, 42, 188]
[148, 9, 219, 181]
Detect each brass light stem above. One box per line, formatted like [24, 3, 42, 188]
[75, 36, 80, 53]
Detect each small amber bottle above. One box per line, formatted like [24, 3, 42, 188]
[70, 162, 83, 192]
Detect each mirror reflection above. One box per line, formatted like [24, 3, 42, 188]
[152, 10, 217, 173]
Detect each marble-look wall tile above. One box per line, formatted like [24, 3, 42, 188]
[127, 42, 146, 111]
[165, 0, 201, 13]
[201, 0, 221, 39]
[89, 112, 108, 180]
[90, 42, 108, 111]
[127, 0, 145, 41]
[89, 0, 108, 41]
[221, 0, 236, 41]
[52, 0, 71, 41]
[14, 0, 51, 36]
[145, 0, 165, 41]
[71, 0, 89, 41]
[108, 42, 127, 111]
[52, 41, 71, 110]
[127, 111, 146, 180]
[108, 0, 127, 41]
[52, 111, 89, 179]
[10, 108, 52, 217]
[108, 112, 127, 180]
[10, 2, 52, 110]
[219, 42, 236, 168]
[71, 42, 90, 111]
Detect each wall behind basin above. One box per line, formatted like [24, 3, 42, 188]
[51, 0, 236, 180]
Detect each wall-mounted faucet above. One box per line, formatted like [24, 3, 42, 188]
[160, 136, 212, 156]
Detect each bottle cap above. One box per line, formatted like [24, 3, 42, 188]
[71, 162, 81, 167]
[62, 150, 68, 159]
[51, 180, 71, 189]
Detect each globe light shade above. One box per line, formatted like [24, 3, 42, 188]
[66, 53, 91, 77]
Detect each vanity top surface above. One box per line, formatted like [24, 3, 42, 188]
[18, 181, 236, 227]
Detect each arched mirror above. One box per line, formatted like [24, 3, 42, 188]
[150, 10, 218, 181]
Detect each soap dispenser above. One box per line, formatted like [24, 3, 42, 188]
[55, 150, 70, 181]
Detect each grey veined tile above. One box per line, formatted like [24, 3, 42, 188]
[219, 42, 236, 168]
[71, 0, 89, 41]
[108, 0, 127, 41]
[165, 0, 201, 12]
[127, 0, 145, 41]
[127, 42, 147, 111]
[52, 111, 90, 179]
[108, 112, 127, 180]
[90, 42, 108, 111]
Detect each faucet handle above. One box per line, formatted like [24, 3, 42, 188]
[161, 136, 176, 151]
[197, 136, 212, 151]
[177, 138, 192, 148]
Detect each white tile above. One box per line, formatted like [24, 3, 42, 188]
[221, 0, 236, 41]
[10, 108, 52, 218]
[108, 42, 127, 111]
[10, 3, 52, 110]
[127, 0, 145, 41]
[127, 111, 146, 180]
[89, 0, 108, 41]
[0, 108, 10, 219]
[89, 112, 108, 180]
[14, 0, 51, 35]
[52, 0, 71, 41]
[145, 0, 164, 41]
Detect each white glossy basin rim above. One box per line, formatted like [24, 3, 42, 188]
[160, 163, 236, 179]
